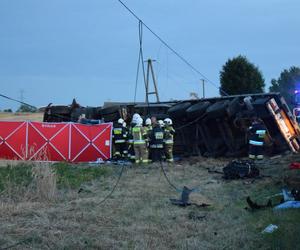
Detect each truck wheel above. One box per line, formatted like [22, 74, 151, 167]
[186, 101, 210, 120]
[167, 102, 192, 119]
[226, 97, 244, 118]
[205, 100, 230, 119]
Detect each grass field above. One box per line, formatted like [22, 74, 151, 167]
[0, 112, 43, 121]
[0, 155, 300, 249]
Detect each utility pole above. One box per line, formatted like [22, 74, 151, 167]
[145, 59, 160, 104]
[19, 89, 25, 102]
[200, 79, 205, 98]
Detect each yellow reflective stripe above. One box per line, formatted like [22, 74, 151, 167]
[249, 154, 255, 159]
[134, 140, 145, 144]
[115, 139, 126, 143]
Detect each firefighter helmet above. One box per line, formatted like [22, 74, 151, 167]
[145, 118, 151, 126]
[164, 118, 173, 125]
[158, 120, 164, 127]
[132, 113, 141, 124]
[118, 118, 124, 124]
[136, 117, 143, 126]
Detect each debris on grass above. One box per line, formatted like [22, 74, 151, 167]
[262, 224, 278, 234]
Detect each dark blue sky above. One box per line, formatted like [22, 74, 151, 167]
[0, 0, 299, 110]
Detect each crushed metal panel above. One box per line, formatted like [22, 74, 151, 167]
[266, 98, 300, 152]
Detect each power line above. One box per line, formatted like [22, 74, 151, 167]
[115, 0, 229, 96]
[0, 93, 37, 109]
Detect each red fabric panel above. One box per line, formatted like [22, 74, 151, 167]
[70, 123, 112, 162]
[0, 121, 112, 162]
[0, 122, 26, 160]
[27, 122, 70, 161]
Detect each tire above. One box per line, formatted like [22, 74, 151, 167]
[205, 100, 230, 119]
[226, 97, 244, 118]
[167, 102, 192, 119]
[186, 101, 210, 120]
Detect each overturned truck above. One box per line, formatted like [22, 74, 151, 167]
[43, 93, 300, 157]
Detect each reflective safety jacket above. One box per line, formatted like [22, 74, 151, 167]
[149, 125, 164, 148]
[127, 123, 135, 144]
[164, 125, 175, 144]
[132, 125, 147, 144]
[144, 125, 152, 141]
[248, 121, 267, 146]
[113, 123, 127, 144]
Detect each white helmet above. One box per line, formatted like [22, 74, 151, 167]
[118, 118, 124, 124]
[132, 113, 141, 124]
[164, 118, 173, 125]
[136, 117, 143, 126]
[145, 118, 151, 126]
[158, 120, 164, 127]
[122, 121, 127, 128]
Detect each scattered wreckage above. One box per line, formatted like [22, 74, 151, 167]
[43, 93, 300, 158]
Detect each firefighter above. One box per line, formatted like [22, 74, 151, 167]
[145, 118, 153, 134]
[122, 121, 128, 157]
[127, 121, 135, 162]
[127, 113, 141, 161]
[164, 118, 175, 162]
[132, 117, 148, 164]
[145, 118, 153, 143]
[112, 118, 127, 160]
[144, 118, 153, 161]
[248, 117, 267, 160]
[149, 118, 164, 162]
[158, 120, 165, 129]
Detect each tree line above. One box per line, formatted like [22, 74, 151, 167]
[220, 55, 300, 107]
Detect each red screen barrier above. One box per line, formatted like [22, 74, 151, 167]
[0, 121, 112, 162]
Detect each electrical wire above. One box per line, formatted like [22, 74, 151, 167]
[159, 161, 180, 192]
[115, 0, 229, 96]
[95, 163, 126, 205]
[0, 93, 37, 109]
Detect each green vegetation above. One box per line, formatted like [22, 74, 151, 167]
[16, 104, 37, 113]
[0, 162, 112, 192]
[220, 55, 265, 96]
[54, 162, 112, 189]
[269, 66, 300, 107]
[0, 164, 33, 192]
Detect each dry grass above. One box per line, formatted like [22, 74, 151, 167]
[0, 112, 43, 121]
[0, 155, 300, 249]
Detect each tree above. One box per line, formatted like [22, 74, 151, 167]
[189, 92, 199, 100]
[269, 66, 300, 107]
[220, 55, 265, 96]
[16, 104, 37, 113]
